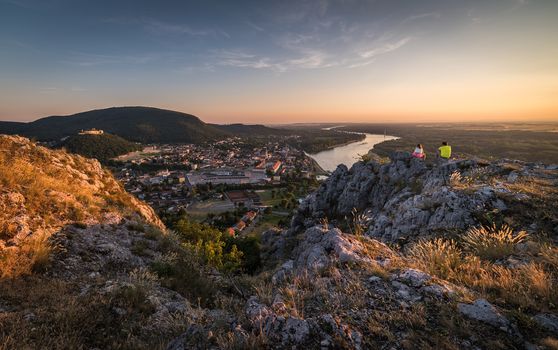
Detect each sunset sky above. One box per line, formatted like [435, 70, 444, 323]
[1, 0, 557, 124]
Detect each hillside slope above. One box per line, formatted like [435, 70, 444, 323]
[2, 135, 558, 349]
[171, 153, 558, 349]
[58, 133, 142, 161]
[2, 106, 228, 143]
[0, 107, 306, 144]
[0, 135, 201, 348]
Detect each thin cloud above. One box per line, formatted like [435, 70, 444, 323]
[245, 21, 265, 32]
[212, 35, 411, 73]
[402, 12, 441, 24]
[359, 37, 411, 59]
[144, 19, 227, 38]
[63, 52, 158, 66]
[103, 17, 228, 38]
[212, 49, 333, 72]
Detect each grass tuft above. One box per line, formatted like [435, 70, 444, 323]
[462, 224, 528, 261]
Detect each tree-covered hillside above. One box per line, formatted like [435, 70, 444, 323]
[3, 106, 229, 143]
[59, 133, 142, 161]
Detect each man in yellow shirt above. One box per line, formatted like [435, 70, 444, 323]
[438, 141, 452, 160]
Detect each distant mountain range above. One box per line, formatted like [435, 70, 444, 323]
[0, 106, 288, 143]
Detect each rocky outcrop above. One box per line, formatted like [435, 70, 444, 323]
[0, 135, 163, 249]
[0, 135, 187, 348]
[292, 151, 557, 242]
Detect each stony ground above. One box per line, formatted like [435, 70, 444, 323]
[168, 152, 558, 349]
[1, 136, 557, 349]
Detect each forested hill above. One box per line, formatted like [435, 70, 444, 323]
[0, 107, 228, 143]
[0, 106, 364, 153]
[58, 133, 142, 161]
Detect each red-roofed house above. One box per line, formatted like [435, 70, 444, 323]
[234, 221, 246, 231]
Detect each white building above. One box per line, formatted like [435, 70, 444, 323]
[79, 128, 104, 135]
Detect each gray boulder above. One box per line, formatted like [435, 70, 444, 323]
[458, 299, 510, 331]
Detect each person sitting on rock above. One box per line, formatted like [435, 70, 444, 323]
[411, 144, 426, 160]
[438, 141, 452, 161]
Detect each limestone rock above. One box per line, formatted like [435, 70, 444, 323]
[458, 299, 510, 330]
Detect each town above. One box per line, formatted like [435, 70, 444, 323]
[111, 137, 323, 236]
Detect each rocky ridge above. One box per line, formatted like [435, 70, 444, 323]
[292, 152, 558, 242]
[2, 136, 557, 349]
[0, 135, 195, 348]
[167, 153, 557, 349]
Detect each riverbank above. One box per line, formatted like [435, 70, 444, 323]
[308, 156, 329, 176]
[340, 123, 558, 164]
[307, 132, 398, 172]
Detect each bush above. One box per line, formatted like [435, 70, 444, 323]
[228, 236, 262, 274]
[186, 237, 243, 273]
[462, 224, 528, 261]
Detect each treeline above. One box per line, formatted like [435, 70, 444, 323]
[289, 130, 365, 153]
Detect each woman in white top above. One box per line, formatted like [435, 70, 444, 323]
[412, 144, 426, 159]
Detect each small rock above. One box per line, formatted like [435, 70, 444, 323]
[272, 260, 294, 285]
[398, 268, 431, 287]
[420, 283, 455, 298]
[507, 172, 519, 183]
[283, 317, 310, 344]
[113, 307, 127, 316]
[23, 312, 36, 321]
[458, 299, 510, 330]
[533, 313, 558, 334]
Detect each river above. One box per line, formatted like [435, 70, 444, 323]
[307, 130, 398, 173]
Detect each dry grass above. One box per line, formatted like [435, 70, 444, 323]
[408, 236, 558, 312]
[408, 238, 463, 279]
[253, 280, 274, 306]
[542, 337, 558, 350]
[215, 330, 269, 350]
[0, 136, 159, 279]
[0, 231, 52, 278]
[0, 277, 176, 350]
[462, 224, 528, 261]
[449, 171, 464, 187]
[346, 208, 372, 236]
[540, 244, 558, 270]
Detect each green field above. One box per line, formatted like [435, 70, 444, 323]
[244, 212, 286, 236]
[255, 189, 283, 206]
[185, 199, 235, 221]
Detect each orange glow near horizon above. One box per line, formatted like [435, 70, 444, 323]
[2, 71, 557, 124]
[1, 0, 557, 125]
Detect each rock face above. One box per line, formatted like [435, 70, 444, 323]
[228, 225, 463, 349]
[0, 135, 191, 348]
[0, 135, 163, 248]
[291, 226, 372, 274]
[292, 151, 557, 242]
[220, 153, 558, 349]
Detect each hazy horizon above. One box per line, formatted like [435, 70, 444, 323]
[2, 105, 558, 125]
[1, 0, 557, 124]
